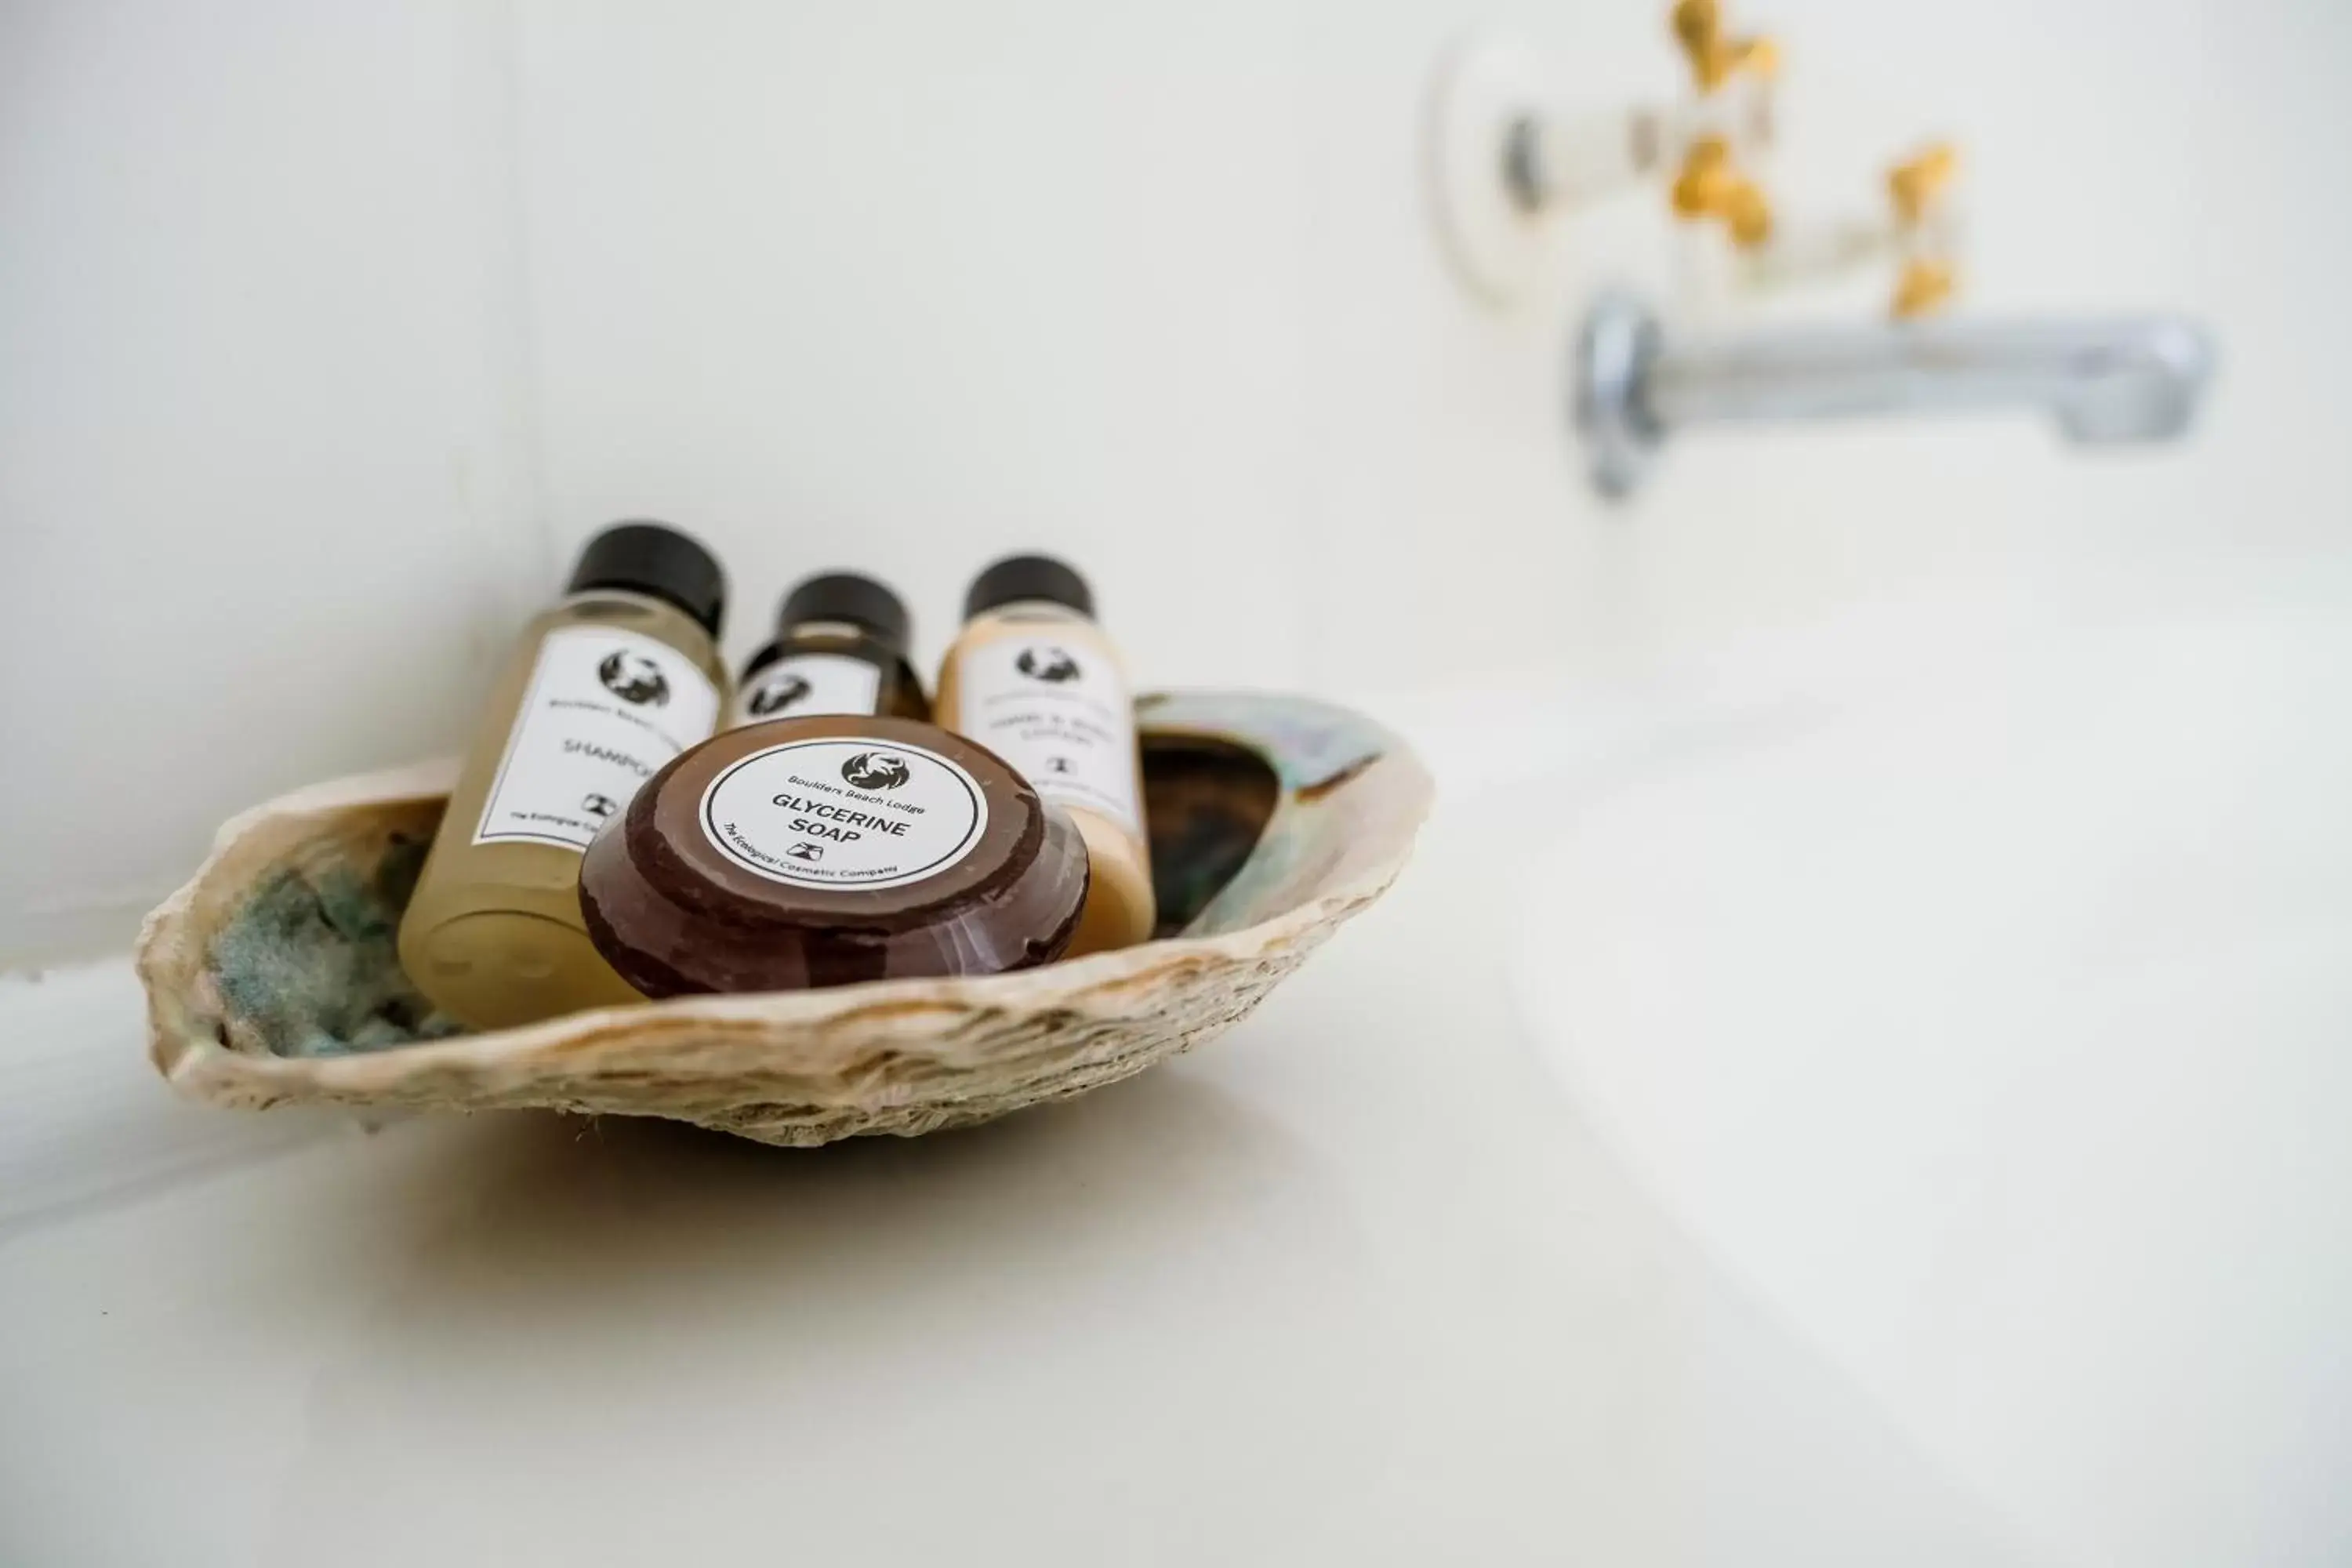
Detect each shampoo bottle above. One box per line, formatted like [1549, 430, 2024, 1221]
[398, 521, 729, 1029]
[935, 554, 1155, 956]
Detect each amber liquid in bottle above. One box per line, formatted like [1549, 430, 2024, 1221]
[730, 572, 930, 728]
[398, 524, 729, 1029]
[935, 556, 1155, 956]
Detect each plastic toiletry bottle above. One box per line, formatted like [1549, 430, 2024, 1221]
[398, 521, 729, 1029]
[934, 554, 1154, 956]
[731, 572, 930, 726]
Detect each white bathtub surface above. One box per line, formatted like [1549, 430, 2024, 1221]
[1512, 604, 2352, 1567]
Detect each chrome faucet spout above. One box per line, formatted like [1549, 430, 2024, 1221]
[1575, 292, 2216, 499]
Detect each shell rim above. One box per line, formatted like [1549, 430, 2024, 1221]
[136, 693, 1433, 1105]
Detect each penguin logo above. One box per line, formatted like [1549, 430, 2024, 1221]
[1016, 645, 1081, 684]
[840, 752, 912, 791]
[597, 651, 670, 706]
[747, 673, 813, 717]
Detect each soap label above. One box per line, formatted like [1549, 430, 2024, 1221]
[732, 652, 884, 725]
[954, 636, 1142, 833]
[699, 737, 988, 891]
[473, 626, 720, 851]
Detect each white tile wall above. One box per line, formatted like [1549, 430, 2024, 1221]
[2, 0, 547, 960]
[5, 0, 2348, 961]
[510, 0, 1314, 690]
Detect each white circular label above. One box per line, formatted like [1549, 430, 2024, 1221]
[698, 737, 988, 891]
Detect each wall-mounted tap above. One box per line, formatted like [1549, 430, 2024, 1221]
[1574, 291, 2217, 499]
[1429, 5, 1955, 311]
[1428, 13, 1780, 305]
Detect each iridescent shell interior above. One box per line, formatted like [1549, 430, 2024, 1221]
[138, 692, 1429, 1145]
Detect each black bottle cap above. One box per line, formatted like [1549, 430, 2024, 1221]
[566, 521, 728, 638]
[777, 572, 912, 654]
[963, 554, 1094, 621]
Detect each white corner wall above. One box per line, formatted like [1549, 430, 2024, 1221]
[512, 0, 1316, 695]
[5, 0, 2350, 965]
[1, 0, 548, 961]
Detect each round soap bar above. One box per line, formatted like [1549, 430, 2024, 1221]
[578, 715, 1091, 994]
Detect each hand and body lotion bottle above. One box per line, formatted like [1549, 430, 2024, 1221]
[398, 521, 730, 1029]
[934, 555, 1156, 956]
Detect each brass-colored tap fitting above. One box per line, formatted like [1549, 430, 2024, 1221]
[1671, 0, 1780, 93]
[1887, 143, 1961, 316]
[1888, 143, 1958, 227]
[1892, 258, 1958, 318]
[1672, 134, 1776, 249]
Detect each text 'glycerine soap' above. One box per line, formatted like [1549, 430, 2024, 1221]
[576, 715, 1090, 994]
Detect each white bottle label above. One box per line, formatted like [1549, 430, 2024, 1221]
[473, 625, 720, 851]
[732, 652, 884, 725]
[955, 636, 1142, 833]
[699, 737, 988, 891]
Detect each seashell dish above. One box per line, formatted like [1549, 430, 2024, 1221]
[137, 691, 1431, 1147]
